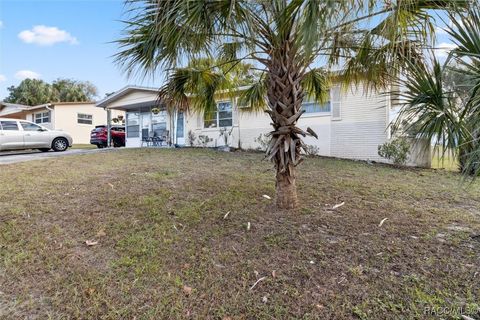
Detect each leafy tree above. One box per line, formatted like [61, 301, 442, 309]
[3, 78, 98, 106]
[4, 79, 53, 106]
[115, 0, 464, 209]
[51, 79, 98, 102]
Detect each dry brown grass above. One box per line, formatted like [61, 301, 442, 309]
[0, 148, 479, 319]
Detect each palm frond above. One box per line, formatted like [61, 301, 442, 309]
[393, 59, 463, 158]
[237, 74, 267, 112]
[301, 68, 330, 104]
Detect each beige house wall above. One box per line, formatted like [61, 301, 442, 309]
[52, 103, 124, 144]
[22, 103, 124, 144]
[25, 107, 55, 130]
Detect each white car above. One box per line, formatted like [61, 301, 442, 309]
[0, 118, 73, 152]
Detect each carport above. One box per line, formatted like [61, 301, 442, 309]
[96, 86, 185, 147]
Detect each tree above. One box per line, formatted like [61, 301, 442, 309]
[3, 78, 98, 106]
[51, 79, 98, 102]
[4, 79, 53, 106]
[393, 4, 480, 176]
[115, 0, 463, 209]
[157, 58, 263, 113]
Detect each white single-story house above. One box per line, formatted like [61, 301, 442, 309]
[0, 101, 124, 144]
[96, 84, 431, 167]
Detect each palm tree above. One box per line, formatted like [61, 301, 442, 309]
[157, 57, 261, 115]
[51, 79, 98, 102]
[4, 78, 98, 106]
[115, 0, 463, 209]
[393, 4, 480, 176]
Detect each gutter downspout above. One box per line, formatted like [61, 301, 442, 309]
[45, 104, 54, 127]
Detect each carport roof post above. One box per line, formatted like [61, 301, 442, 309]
[107, 108, 112, 147]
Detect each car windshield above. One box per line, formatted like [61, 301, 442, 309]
[94, 126, 106, 132]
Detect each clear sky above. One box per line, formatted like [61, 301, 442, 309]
[0, 0, 456, 102]
[0, 0, 161, 101]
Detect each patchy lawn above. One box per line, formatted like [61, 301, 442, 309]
[70, 144, 98, 150]
[0, 148, 479, 319]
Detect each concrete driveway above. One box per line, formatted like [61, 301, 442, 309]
[0, 148, 115, 165]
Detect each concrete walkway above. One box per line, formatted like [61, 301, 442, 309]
[0, 148, 116, 165]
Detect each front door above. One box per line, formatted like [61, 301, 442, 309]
[176, 111, 185, 146]
[20, 121, 50, 148]
[125, 112, 141, 147]
[0, 120, 24, 150]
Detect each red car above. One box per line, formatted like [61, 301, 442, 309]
[90, 125, 125, 148]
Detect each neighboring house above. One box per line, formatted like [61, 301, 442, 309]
[0, 101, 124, 144]
[97, 85, 430, 167]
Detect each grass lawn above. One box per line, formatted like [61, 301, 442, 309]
[0, 148, 479, 319]
[71, 144, 97, 150]
[431, 147, 459, 172]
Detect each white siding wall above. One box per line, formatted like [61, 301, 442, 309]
[330, 85, 388, 161]
[236, 110, 332, 155]
[185, 109, 240, 148]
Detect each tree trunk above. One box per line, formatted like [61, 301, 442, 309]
[276, 167, 298, 209]
[264, 40, 310, 209]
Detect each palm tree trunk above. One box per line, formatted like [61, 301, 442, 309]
[265, 41, 305, 209]
[276, 167, 298, 209]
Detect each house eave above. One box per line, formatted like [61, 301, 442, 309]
[96, 85, 160, 109]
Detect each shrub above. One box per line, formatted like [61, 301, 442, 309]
[187, 130, 196, 146]
[303, 145, 320, 156]
[378, 138, 410, 165]
[219, 127, 233, 146]
[254, 133, 270, 151]
[198, 135, 213, 147]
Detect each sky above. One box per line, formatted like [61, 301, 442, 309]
[0, 0, 162, 100]
[0, 0, 457, 102]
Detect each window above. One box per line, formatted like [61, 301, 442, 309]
[0, 121, 19, 131]
[331, 86, 342, 120]
[126, 112, 140, 138]
[151, 110, 167, 137]
[35, 111, 50, 124]
[21, 122, 43, 131]
[77, 113, 93, 125]
[301, 100, 331, 114]
[204, 101, 232, 128]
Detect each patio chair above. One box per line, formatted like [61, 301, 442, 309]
[152, 136, 163, 147]
[141, 136, 152, 147]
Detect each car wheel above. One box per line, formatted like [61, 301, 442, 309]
[38, 148, 50, 152]
[97, 144, 104, 149]
[113, 138, 121, 148]
[52, 138, 69, 152]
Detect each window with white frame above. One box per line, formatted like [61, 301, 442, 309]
[204, 101, 232, 128]
[301, 99, 331, 114]
[77, 113, 93, 125]
[331, 86, 342, 120]
[34, 111, 50, 124]
[126, 112, 140, 138]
